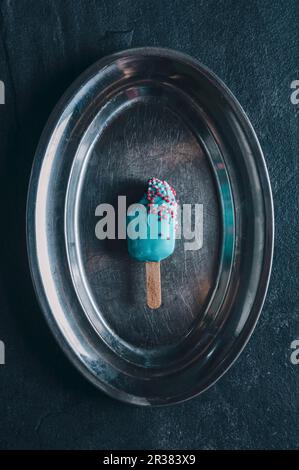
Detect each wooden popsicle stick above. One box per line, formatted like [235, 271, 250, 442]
[146, 261, 161, 309]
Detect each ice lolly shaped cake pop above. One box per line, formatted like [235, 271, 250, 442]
[127, 177, 178, 309]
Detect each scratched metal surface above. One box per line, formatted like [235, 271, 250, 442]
[80, 101, 219, 349]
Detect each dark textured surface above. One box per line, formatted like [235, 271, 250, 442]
[0, 0, 298, 450]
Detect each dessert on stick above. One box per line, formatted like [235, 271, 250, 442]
[127, 177, 178, 309]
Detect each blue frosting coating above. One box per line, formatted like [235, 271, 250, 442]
[127, 177, 177, 262]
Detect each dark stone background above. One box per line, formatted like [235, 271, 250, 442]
[0, 0, 298, 450]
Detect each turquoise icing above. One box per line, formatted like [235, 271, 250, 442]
[127, 177, 178, 262]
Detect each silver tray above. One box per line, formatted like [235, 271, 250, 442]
[27, 48, 274, 405]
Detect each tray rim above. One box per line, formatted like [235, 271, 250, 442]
[26, 47, 274, 406]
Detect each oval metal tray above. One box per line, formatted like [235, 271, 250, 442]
[27, 48, 274, 405]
